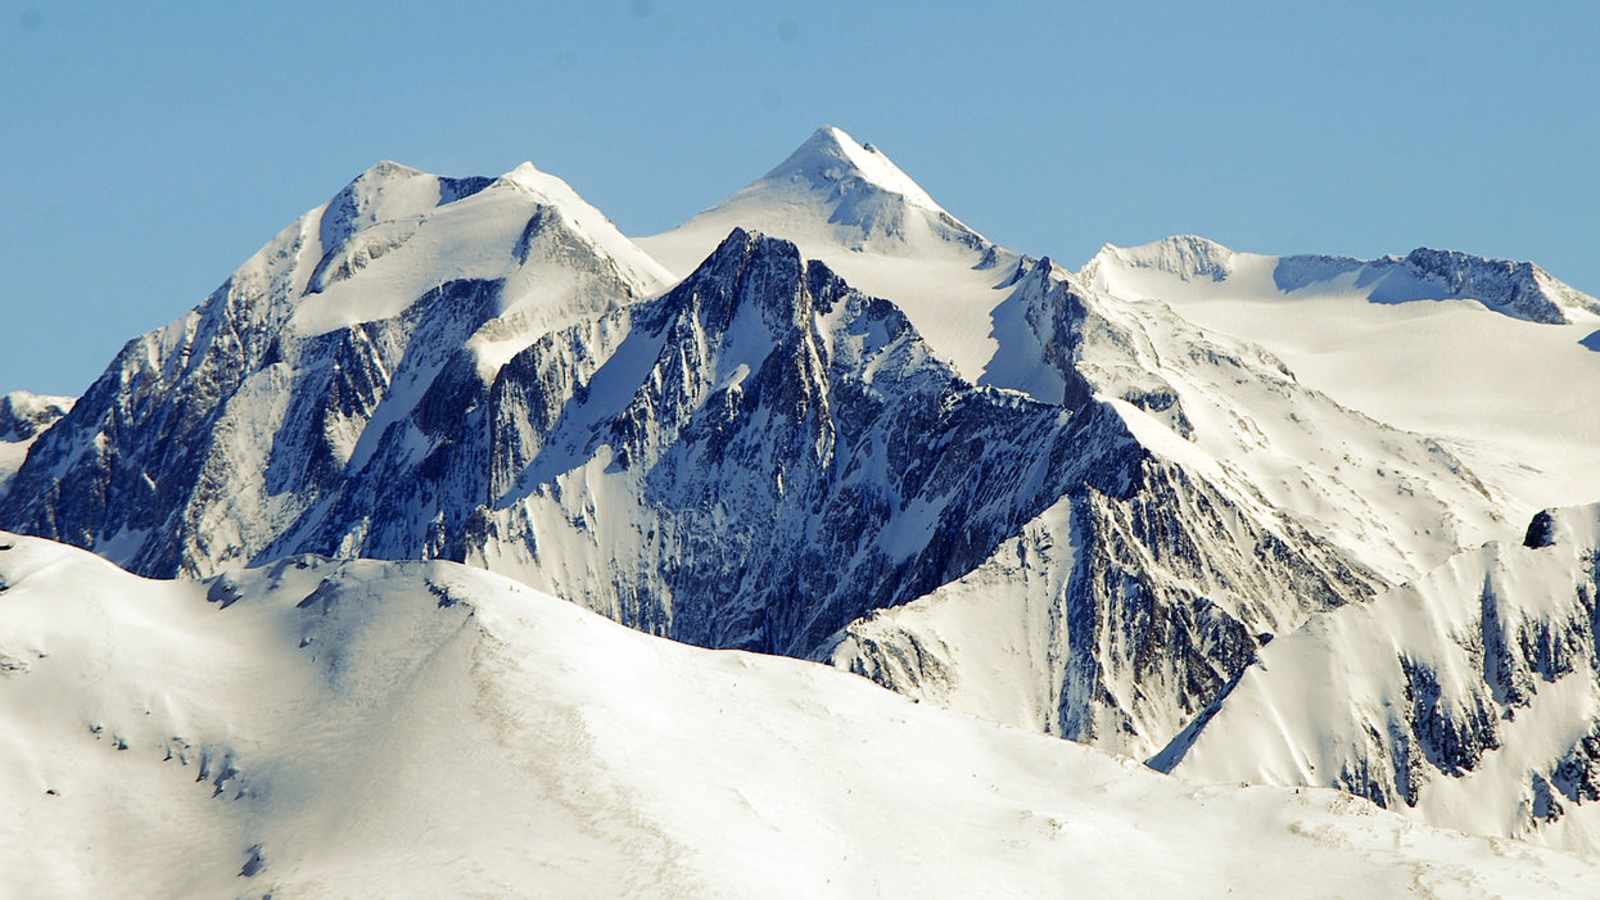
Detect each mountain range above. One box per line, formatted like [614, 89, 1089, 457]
[3, 125, 1599, 892]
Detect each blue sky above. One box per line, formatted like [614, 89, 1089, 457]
[3, 1, 1596, 395]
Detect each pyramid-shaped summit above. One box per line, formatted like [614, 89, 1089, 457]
[761, 125, 948, 213]
[636, 124, 992, 278]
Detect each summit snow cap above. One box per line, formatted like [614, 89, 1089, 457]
[762, 125, 946, 213]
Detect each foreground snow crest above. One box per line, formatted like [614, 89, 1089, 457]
[2, 531, 1596, 898]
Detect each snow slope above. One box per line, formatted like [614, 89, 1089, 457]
[1159, 504, 1600, 855]
[1082, 236, 1600, 518]
[637, 126, 1022, 382]
[3, 530, 1596, 899]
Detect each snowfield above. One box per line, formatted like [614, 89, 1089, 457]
[3, 530, 1598, 898]
[1081, 235, 1600, 527]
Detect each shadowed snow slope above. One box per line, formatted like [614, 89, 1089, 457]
[2, 530, 1597, 898]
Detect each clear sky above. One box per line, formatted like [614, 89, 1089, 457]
[3, 1, 1596, 395]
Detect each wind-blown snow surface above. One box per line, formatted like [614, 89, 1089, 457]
[3, 532, 1596, 899]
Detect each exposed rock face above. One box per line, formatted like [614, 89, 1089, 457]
[828, 457, 1378, 759]
[0, 392, 74, 443]
[1271, 246, 1600, 325]
[1389, 248, 1600, 325]
[263, 230, 1150, 657]
[1526, 509, 1559, 549]
[0, 392, 74, 500]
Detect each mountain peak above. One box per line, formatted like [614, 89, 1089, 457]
[1085, 235, 1239, 286]
[761, 125, 945, 214]
[638, 127, 1005, 383]
[359, 159, 426, 180]
[0, 391, 73, 444]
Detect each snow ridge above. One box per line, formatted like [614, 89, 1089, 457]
[1087, 235, 1600, 325]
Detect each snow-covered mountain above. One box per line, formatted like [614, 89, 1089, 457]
[1081, 235, 1600, 519]
[1, 158, 669, 576]
[4, 126, 1598, 866]
[1157, 504, 1600, 855]
[821, 249, 1565, 756]
[638, 132, 1564, 580]
[0, 203, 1398, 758]
[638, 125, 1022, 382]
[0, 391, 72, 443]
[4, 530, 1595, 898]
[0, 391, 73, 498]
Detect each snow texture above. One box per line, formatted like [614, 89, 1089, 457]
[3, 531, 1596, 898]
